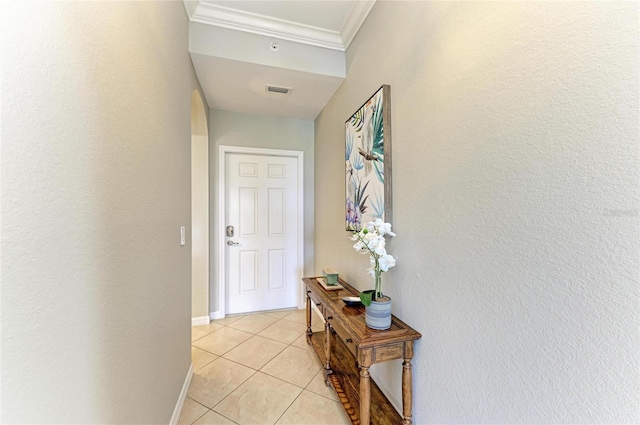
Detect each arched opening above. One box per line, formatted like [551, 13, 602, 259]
[191, 90, 209, 324]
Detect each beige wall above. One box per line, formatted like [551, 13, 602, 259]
[315, 2, 639, 423]
[209, 110, 314, 316]
[1, 1, 206, 422]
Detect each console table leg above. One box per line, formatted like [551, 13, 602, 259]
[323, 319, 332, 385]
[306, 293, 312, 343]
[402, 358, 413, 425]
[360, 366, 371, 425]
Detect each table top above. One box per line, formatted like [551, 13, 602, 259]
[303, 276, 422, 348]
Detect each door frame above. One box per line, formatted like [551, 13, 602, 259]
[216, 145, 304, 318]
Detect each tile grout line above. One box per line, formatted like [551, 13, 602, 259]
[207, 365, 258, 417]
[184, 397, 209, 425]
[189, 310, 331, 424]
[257, 364, 322, 389]
[272, 389, 305, 425]
[206, 406, 241, 425]
[272, 314, 340, 424]
[188, 411, 207, 425]
[194, 315, 295, 420]
[190, 321, 258, 418]
[291, 316, 348, 408]
[267, 317, 315, 425]
[303, 371, 345, 404]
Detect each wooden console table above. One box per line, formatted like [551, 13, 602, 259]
[303, 277, 421, 425]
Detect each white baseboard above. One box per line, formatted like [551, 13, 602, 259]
[210, 311, 224, 320]
[191, 316, 210, 326]
[169, 363, 193, 425]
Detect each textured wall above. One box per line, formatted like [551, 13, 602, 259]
[314, 2, 639, 423]
[1, 1, 205, 422]
[209, 110, 314, 316]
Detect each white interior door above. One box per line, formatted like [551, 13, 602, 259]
[225, 152, 299, 314]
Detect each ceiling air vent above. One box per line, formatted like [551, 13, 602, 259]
[265, 85, 292, 95]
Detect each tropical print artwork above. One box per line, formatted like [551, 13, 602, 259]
[345, 86, 389, 231]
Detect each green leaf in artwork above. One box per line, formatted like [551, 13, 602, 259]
[350, 110, 365, 132]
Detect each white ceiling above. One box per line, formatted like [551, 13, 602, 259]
[185, 0, 375, 120]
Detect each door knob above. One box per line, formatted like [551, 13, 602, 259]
[227, 240, 240, 246]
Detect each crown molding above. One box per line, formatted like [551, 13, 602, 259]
[189, 2, 345, 51]
[183, 0, 199, 19]
[341, 1, 376, 49]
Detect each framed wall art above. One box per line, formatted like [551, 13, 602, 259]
[345, 84, 392, 231]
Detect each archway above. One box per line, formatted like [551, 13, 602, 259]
[191, 90, 209, 325]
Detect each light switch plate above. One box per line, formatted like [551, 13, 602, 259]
[180, 226, 185, 246]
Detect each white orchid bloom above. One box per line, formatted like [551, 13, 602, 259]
[350, 221, 397, 300]
[375, 220, 395, 237]
[363, 234, 376, 248]
[378, 254, 396, 272]
[362, 229, 374, 238]
[370, 236, 386, 256]
[364, 221, 376, 233]
[352, 241, 365, 251]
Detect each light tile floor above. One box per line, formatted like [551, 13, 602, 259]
[180, 309, 352, 425]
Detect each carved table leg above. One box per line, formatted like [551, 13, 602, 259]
[323, 319, 332, 385]
[306, 291, 312, 343]
[402, 357, 413, 425]
[360, 366, 371, 425]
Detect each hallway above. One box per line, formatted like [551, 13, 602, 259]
[180, 310, 351, 425]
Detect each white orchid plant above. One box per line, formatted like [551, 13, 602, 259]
[350, 218, 396, 305]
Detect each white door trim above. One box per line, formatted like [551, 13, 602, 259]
[217, 145, 304, 318]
